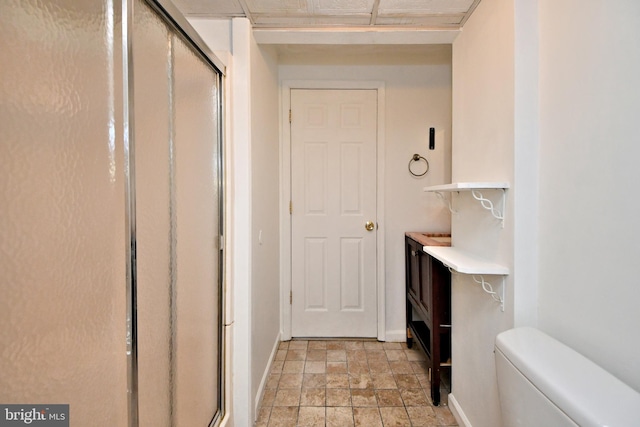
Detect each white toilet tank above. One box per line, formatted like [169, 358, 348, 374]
[495, 327, 640, 427]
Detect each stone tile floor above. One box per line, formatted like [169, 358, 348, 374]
[255, 339, 458, 427]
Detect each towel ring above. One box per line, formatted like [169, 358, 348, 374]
[408, 154, 429, 177]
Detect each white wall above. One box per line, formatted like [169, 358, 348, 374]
[280, 52, 453, 338]
[451, 2, 640, 427]
[249, 39, 281, 416]
[513, 0, 540, 329]
[229, 18, 254, 427]
[450, 0, 515, 425]
[537, 0, 640, 392]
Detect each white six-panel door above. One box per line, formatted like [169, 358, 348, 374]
[291, 89, 378, 337]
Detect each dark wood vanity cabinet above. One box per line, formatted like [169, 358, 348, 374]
[405, 234, 452, 406]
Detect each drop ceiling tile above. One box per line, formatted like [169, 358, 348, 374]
[314, 0, 375, 14]
[246, 0, 308, 14]
[378, 0, 475, 14]
[172, 0, 245, 16]
[252, 14, 371, 26]
[375, 14, 464, 26]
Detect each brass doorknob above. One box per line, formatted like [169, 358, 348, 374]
[365, 221, 375, 231]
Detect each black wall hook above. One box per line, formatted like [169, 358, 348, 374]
[429, 127, 435, 150]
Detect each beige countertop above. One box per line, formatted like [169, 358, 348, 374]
[405, 232, 451, 247]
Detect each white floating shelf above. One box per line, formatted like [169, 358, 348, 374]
[423, 182, 510, 192]
[422, 246, 509, 275]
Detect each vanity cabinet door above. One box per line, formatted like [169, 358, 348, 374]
[419, 252, 432, 320]
[406, 237, 421, 301]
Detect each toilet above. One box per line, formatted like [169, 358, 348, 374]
[495, 327, 640, 427]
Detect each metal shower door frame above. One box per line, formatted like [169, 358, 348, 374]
[121, 0, 226, 425]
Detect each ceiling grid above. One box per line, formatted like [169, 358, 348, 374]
[174, 0, 482, 29]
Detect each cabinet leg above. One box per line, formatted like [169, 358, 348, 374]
[431, 366, 441, 406]
[432, 385, 441, 406]
[406, 327, 413, 348]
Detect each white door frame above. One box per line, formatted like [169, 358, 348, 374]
[280, 80, 386, 341]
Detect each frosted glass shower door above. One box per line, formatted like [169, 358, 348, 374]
[1, 0, 224, 425]
[134, 3, 174, 426]
[134, 1, 223, 425]
[173, 30, 222, 427]
[0, 0, 128, 425]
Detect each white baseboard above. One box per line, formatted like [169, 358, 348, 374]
[254, 332, 282, 419]
[384, 329, 407, 342]
[448, 393, 472, 427]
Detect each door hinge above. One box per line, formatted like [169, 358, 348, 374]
[289, 109, 292, 123]
[289, 290, 292, 305]
[289, 201, 292, 215]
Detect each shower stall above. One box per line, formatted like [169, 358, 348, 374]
[0, 0, 225, 426]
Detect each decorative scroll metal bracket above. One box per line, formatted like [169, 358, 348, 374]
[472, 275, 505, 312]
[448, 268, 506, 312]
[434, 188, 507, 228]
[471, 189, 507, 228]
[434, 191, 456, 214]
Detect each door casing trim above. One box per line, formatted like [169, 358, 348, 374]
[280, 80, 386, 341]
